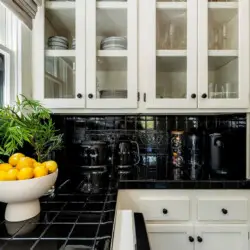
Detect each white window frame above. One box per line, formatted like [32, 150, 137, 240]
[0, 3, 22, 106]
[0, 44, 11, 105]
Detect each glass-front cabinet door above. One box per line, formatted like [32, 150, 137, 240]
[86, 0, 138, 109]
[34, 0, 85, 108]
[144, 0, 198, 109]
[198, 0, 249, 108]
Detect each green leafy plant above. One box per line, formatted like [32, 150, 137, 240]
[0, 96, 63, 162]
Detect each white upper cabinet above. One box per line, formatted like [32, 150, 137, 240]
[142, 0, 249, 109]
[198, 0, 249, 108]
[143, 0, 198, 109]
[33, 0, 86, 108]
[85, 0, 138, 109]
[32, 0, 249, 110]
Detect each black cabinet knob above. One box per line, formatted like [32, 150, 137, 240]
[189, 236, 194, 243]
[162, 208, 168, 215]
[201, 93, 207, 99]
[222, 208, 228, 215]
[191, 93, 196, 99]
[197, 236, 203, 243]
[88, 93, 93, 99]
[77, 93, 82, 99]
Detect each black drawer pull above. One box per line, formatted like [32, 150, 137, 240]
[197, 236, 203, 243]
[162, 208, 168, 215]
[222, 208, 228, 215]
[77, 93, 82, 99]
[189, 236, 194, 243]
[201, 93, 207, 99]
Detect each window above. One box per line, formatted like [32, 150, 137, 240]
[0, 53, 4, 106]
[0, 46, 10, 107]
[0, 3, 21, 106]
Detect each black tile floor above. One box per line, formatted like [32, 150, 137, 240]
[0, 180, 117, 250]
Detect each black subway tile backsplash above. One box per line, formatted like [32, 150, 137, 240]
[53, 114, 246, 181]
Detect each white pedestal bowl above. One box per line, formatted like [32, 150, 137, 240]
[0, 170, 58, 222]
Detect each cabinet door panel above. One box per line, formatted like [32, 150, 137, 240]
[34, 0, 86, 108]
[86, 0, 138, 109]
[197, 197, 248, 222]
[198, 0, 249, 108]
[195, 225, 248, 250]
[146, 224, 194, 250]
[144, 0, 198, 109]
[139, 197, 190, 221]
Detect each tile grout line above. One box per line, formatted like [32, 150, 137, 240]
[30, 202, 69, 250]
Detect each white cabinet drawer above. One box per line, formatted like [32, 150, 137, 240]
[198, 198, 248, 221]
[138, 197, 190, 221]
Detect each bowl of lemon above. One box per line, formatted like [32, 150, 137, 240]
[0, 153, 58, 222]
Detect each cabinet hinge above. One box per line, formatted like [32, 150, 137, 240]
[248, 232, 249, 239]
[143, 93, 146, 102]
[137, 92, 140, 102]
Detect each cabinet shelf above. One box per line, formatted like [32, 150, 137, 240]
[157, 50, 187, 57]
[97, 2, 127, 9]
[208, 50, 238, 57]
[46, 50, 75, 58]
[208, 2, 238, 10]
[98, 50, 127, 57]
[156, 2, 187, 10]
[46, 50, 75, 67]
[45, 1, 75, 9]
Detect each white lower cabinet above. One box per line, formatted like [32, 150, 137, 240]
[195, 225, 248, 250]
[146, 224, 248, 250]
[115, 190, 250, 250]
[146, 224, 194, 250]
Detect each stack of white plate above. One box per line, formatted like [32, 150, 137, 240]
[72, 38, 76, 50]
[48, 36, 69, 50]
[100, 37, 127, 50]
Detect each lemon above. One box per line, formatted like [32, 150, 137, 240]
[5, 169, 19, 181]
[17, 167, 33, 180]
[16, 157, 34, 170]
[0, 163, 13, 172]
[43, 161, 58, 173]
[0, 171, 7, 181]
[8, 153, 25, 166]
[33, 166, 48, 178]
[32, 159, 37, 165]
[33, 162, 44, 168]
